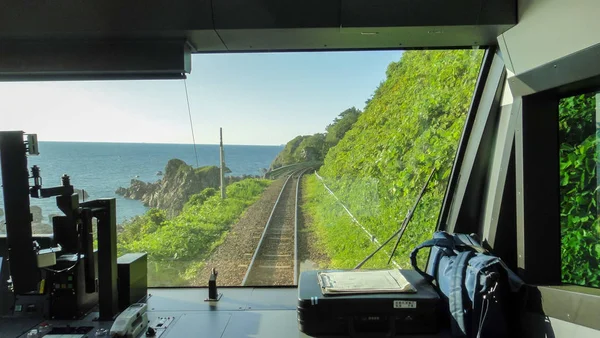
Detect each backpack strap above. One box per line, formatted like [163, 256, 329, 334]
[409, 234, 484, 281]
[452, 233, 488, 254]
[409, 237, 456, 282]
[450, 250, 475, 337]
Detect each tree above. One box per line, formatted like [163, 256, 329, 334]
[325, 107, 361, 148]
[270, 135, 310, 168]
[295, 133, 326, 161]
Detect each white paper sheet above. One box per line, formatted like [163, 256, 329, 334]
[317, 269, 416, 295]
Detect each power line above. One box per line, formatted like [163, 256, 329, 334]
[183, 79, 200, 168]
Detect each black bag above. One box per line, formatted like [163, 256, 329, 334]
[410, 231, 524, 338]
[297, 269, 442, 337]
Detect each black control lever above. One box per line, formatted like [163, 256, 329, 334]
[30, 166, 74, 199]
[205, 268, 222, 301]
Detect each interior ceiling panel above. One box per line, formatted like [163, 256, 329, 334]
[342, 0, 481, 27]
[0, 0, 516, 48]
[215, 28, 340, 52]
[336, 0, 516, 49]
[211, 0, 340, 29]
[0, 0, 516, 78]
[0, 0, 213, 37]
[217, 26, 511, 52]
[212, 0, 516, 51]
[336, 26, 509, 49]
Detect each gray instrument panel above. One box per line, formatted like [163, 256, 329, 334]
[4, 288, 449, 338]
[2, 288, 307, 338]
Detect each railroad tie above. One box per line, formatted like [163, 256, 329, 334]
[241, 169, 307, 287]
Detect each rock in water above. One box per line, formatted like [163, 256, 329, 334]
[74, 189, 90, 200]
[32, 222, 52, 234]
[30, 205, 43, 223]
[115, 159, 221, 217]
[117, 179, 154, 201]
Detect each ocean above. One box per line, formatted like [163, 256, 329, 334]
[0, 141, 283, 225]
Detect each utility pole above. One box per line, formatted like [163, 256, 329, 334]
[220, 127, 226, 199]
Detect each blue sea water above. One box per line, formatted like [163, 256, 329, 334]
[0, 142, 282, 225]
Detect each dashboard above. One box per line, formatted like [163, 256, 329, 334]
[1, 287, 450, 338]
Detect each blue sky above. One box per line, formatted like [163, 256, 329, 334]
[0, 51, 402, 145]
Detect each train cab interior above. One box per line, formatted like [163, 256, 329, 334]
[1, 0, 600, 337]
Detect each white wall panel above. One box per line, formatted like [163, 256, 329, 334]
[500, 0, 600, 74]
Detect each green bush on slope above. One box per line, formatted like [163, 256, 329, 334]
[118, 178, 271, 286]
[303, 174, 393, 269]
[313, 50, 484, 268]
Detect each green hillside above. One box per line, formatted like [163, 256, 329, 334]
[118, 178, 271, 286]
[270, 107, 361, 169]
[305, 50, 484, 268]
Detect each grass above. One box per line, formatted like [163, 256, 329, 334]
[302, 174, 405, 270]
[118, 178, 272, 286]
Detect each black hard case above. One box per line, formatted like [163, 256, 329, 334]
[297, 269, 442, 337]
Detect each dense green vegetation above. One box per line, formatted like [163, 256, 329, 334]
[118, 179, 271, 286]
[265, 161, 322, 179]
[270, 107, 362, 169]
[325, 107, 361, 149]
[303, 174, 392, 268]
[559, 93, 600, 287]
[305, 50, 484, 268]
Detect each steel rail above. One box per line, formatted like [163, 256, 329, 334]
[294, 168, 311, 284]
[241, 170, 299, 286]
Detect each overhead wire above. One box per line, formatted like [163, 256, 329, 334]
[184, 78, 200, 168]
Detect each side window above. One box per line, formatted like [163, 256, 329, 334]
[559, 92, 600, 287]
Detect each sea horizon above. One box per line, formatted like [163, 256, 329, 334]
[0, 141, 283, 225]
[34, 140, 286, 147]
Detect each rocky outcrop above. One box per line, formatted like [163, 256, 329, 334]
[116, 159, 221, 217]
[31, 222, 52, 234]
[30, 206, 43, 223]
[115, 180, 156, 201]
[74, 189, 90, 201]
[0, 207, 51, 234]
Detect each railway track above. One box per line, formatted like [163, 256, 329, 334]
[241, 169, 309, 286]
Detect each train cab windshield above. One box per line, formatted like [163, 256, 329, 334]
[1, 49, 598, 292]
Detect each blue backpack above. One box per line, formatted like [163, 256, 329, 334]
[410, 231, 524, 338]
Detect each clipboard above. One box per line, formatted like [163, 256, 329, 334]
[317, 269, 417, 295]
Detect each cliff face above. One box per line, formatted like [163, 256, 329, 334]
[116, 159, 221, 217]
